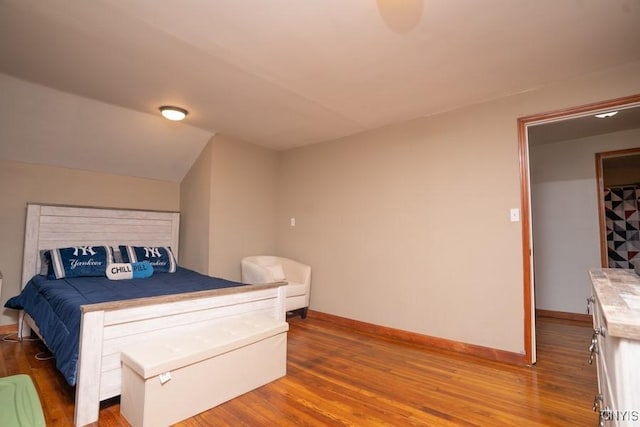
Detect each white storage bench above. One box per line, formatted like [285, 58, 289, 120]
[120, 313, 289, 427]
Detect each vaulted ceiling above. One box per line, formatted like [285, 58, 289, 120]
[1, 0, 639, 181]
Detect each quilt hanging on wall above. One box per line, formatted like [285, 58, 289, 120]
[605, 186, 640, 269]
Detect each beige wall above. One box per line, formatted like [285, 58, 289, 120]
[209, 135, 280, 280]
[179, 141, 213, 274]
[0, 159, 179, 326]
[277, 103, 524, 351]
[277, 61, 640, 354]
[179, 134, 279, 282]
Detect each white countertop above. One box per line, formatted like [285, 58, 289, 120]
[589, 268, 640, 340]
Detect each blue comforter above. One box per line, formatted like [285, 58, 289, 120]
[4, 267, 246, 386]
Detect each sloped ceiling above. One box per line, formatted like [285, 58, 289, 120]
[0, 74, 212, 182]
[1, 0, 639, 181]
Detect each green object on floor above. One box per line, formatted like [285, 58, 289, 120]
[0, 374, 46, 427]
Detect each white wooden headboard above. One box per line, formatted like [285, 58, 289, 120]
[21, 204, 180, 289]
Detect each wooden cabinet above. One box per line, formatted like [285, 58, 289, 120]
[589, 269, 640, 426]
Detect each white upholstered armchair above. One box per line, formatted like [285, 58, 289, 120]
[241, 256, 311, 318]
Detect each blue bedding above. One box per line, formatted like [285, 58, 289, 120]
[4, 267, 246, 386]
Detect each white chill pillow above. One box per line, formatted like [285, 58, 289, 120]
[106, 262, 154, 280]
[264, 264, 286, 281]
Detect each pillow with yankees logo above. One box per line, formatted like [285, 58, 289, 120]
[118, 245, 176, 273]
[46, 245, 112, 279]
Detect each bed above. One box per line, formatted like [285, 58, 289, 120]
[6, 204, 286, 427]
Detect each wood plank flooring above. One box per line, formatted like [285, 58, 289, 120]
[0, 315, 598, 426]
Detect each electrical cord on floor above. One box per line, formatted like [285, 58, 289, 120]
[1, 325, 54, 361]
[35, 350, 55, 361]
[2, 333, 39, 343]
[1, 321, 40, 342]
[2, 333, 53, 360]
[2, 333, 22, 342]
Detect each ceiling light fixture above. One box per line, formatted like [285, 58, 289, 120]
[159, 106, 188, 121]
[595, 111, 618, 119]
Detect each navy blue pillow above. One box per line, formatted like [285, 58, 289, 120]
[119, 245, 176, 273]
[46, 245, 112, 279]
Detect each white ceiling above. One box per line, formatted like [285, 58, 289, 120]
[1, 0, 640, 180]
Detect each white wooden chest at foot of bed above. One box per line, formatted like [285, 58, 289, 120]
[120, 314, 289, 427]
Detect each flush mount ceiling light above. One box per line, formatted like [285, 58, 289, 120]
[595, 111, 618, 119]
[159, 106, 188, 121]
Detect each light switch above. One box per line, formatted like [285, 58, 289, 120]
[290, 217, 296, 227]
[510, 208, 520, 222]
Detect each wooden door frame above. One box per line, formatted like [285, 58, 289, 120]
[517, 93, 640, 365]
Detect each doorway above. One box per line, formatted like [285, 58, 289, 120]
[518, 94, 640, 365]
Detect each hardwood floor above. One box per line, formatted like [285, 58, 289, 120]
[0, 315, 598, 426]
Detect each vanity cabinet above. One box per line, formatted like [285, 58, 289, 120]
[588, 269, 640, 426]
